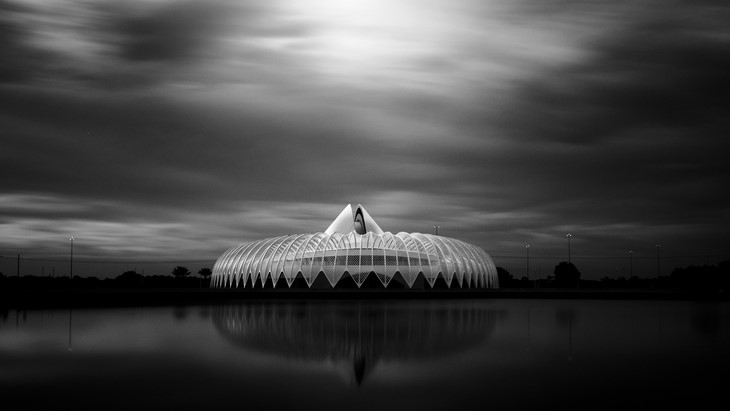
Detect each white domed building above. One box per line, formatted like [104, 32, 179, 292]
[211, 204, 498, 289]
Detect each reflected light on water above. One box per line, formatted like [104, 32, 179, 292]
[0, 300, 729, 410]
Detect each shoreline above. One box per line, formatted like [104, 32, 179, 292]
[1, 288, 726, 309]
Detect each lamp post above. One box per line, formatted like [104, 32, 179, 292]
[655, 243, 661, 279]
[526, 244, 530, 281]
[69, 236, 74, 279]
[434, 224, 440, 236]
[629, 250, 633, 277]
[566, 233, 572, 264]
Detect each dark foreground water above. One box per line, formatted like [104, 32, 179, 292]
[1, 299, 729, 410]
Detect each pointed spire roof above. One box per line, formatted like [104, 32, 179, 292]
[325, 204, 355, 235]
[356, 204, 384, 234]
[325, 204, 384, 235]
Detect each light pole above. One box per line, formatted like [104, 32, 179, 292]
[629, 250, 633, 277]
[525, 244, 530, 281]
[655, 243, 661, 279]
[566, 233, 572, 264]
[69, 236, 74, 279]
[434, 224, 440, 236]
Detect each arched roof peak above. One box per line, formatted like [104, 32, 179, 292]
[325, 204, 384, 235]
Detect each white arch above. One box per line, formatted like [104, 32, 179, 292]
[211, 231, 498, 290]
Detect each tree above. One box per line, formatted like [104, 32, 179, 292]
[554, 261, 580, 286]
[670, 259, 730, 292]
[172, 266, 191, 278]
[115, 270, 144, 287]
[197, 267, 212, 288]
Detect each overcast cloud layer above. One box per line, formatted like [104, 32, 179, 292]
[1, 0, 729, 279]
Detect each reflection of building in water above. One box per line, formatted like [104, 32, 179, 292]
[212, 302, 501, 384]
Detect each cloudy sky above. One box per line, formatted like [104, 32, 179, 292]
[1, 0, 729, 279]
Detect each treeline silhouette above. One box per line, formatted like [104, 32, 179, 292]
[2, 261, 729, 293]
[0, 266, 211, 290]
[498, 260, 730, 293]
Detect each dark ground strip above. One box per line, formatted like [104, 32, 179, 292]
[1, 288, 726, 309]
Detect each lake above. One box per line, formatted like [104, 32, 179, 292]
[1, 299, 728, 410]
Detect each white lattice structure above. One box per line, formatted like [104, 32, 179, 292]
[211, 204, 498, 289]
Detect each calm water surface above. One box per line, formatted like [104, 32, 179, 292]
[1, 299, 729, 410]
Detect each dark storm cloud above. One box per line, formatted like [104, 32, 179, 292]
[0, 0, 314, 89]
[0, 1, 55, 83]
[1, 0, 729, 277]
[115, 2, 229, 62]
[496, 14, 730, 192]
[502, 29, 730, 145]
[0, 84, 430, 230]
[111, 0, 314, 63]
[457, 1, 730, 273]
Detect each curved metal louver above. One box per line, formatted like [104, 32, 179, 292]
[211, 231, 498, 289]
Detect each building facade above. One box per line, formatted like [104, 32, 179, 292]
[211, 204, 498, 289]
